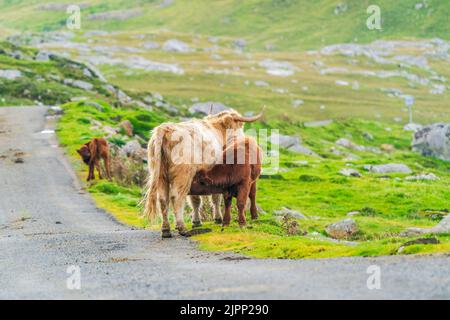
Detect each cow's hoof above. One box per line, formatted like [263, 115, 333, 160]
[161, 230, 172, 238]
[192, 221, 202, 228]
[214, 218, 223, 224]
[178, 229, 192, 237]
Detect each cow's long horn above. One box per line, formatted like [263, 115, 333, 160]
[233, 106, 266, 122]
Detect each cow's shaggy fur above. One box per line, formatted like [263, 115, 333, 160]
[190, 136, 262, 226]
[143, 109, 264, 238]
[77, 138, 112, 181]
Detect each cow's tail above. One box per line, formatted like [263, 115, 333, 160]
[143, 126, 167, 223]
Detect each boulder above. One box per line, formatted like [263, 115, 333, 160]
[363, 132, 374, 141]
[339, 168, 361, 177]
[120, 120, 134, 137]
[401, 214, 450, 237]
[0, 69, 22, 80]
[122, 140, 147, 160]
[271, 133, 319, 157]
[233, 39, 247, 49]
[102, 125, 118, 137]
[412, 123, 450, 161]
[291, 99, 304, 108]
[35, 51, 51, 62]
[142, 41, 160, 50]
[47, 106, 63, 116]
[259, 59, 300, 77]
[405, 173, 439, 181]
[254, 80, 269, 87]
[325, 219, 358, 239]
[304, 120, 333, 127]
[189, 101, 230, 115]
[162, 39, 192, 53]
[273, 207, 308, 220]
[70, 80, 94, 91]
[335, 138, 365, 151]
[364, 163, 412, 174]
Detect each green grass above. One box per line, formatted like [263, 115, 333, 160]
[56, 99, 450, 259]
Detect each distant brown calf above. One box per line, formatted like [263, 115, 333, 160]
[77, 138, 112, 181]
[190, 136, 262, 227]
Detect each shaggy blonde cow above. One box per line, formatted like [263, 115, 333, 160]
[143, 108, 264, 238]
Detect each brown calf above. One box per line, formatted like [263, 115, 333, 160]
[189, 136, 262, 227]
[77, 138, 112, 181]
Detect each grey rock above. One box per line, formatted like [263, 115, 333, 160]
[35, 51, 51, 62]
[233, 38, 247, 49]
[102, 125, 119, 137]
[339, 168, 361, 177]
[117, 89, 133, 104]
[259, 59, 300, 77]
[347, 211, 360, 217]
[405, 173, 439, 181]
[160, 0, 174, 8]
[210, 54, 222, 60]
[292, 99, 304, 108]
[162, 39, 192, 53]
[142, 41, 160, 50]
[71, 80, 94, 91]
[88, 10, 141, 21]
[254, 80, 269, 87]
[336, 138, 365, 152]
[364, 163, 412, 174]
[326, 219, 358, 239]
[271, 132, 319, 157]
[0, 69, 22, 80]
[412, 123, 450, 161]
[87, 54, 184, 75]
[402, 214, 450, 236]
[84, 101, 104, 111]
[46, 106, 63, 116]
[363, 132, 374, 141]
[288, 144, 319, 156]
[122, 140, 147, 160]
[304, 120, 333, 127]
[334, 3, 348, 15]
[189, 102, 230, 115]
[273, 207, 308, 220]
[83, 68, 93, 78]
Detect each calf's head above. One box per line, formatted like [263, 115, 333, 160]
[194, 169, 214, 186]
[77, 145, 91, 165]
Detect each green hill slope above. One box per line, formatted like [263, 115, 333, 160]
[0, 0, 448, 50]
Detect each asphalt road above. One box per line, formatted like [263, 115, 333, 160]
[0, 106, 448, 299]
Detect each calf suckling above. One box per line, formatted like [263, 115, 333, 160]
[77, 137, 112, 182]
[143, 108, 265, 238]
[189, 136, 262, 227]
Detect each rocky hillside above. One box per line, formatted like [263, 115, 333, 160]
[0, 0, 448, 50]
[0, 40, 178, 113]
